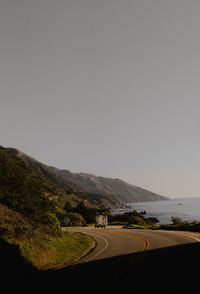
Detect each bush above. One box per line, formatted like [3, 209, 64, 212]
[145, 217, 159, 225]
[64, 199, 108, 224]
[0, 204, 33, 239]
[171, 217, 183, 225]
[45, 212, 61, 233]
[128, 215, 146, 225]
[108, 210, 159, 226]
[65, 212, 86, 226]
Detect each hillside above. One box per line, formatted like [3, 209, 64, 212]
[0, 145, 167, 282]
[6, 148, 120, 208]
[0, 145, 114, 234]
[0, 146, 96, 283]
[6, 147, 167, 205]
[50, 168, 168, 203]
[6, 148, 81, 195]
[0, 146, 63, 228]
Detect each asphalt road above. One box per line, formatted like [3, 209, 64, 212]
[65, 226, 200, 263]
[41, 227, 200, 291]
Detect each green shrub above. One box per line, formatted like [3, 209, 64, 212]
[0, 204, 33, 239]
[171, 216, 183, 225]
[65, 212, 86, 226]
[45, 212, 61, 233]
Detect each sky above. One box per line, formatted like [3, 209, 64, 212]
[1, 0, 200, 198]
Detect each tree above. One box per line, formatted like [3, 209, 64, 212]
[171, 216, 182, 225]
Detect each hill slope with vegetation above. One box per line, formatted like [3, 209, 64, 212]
[0, 146, 116, 230]
[0, 146, 96, 281]
[0, 145, 168, 283]
[7, 147, 120, 209]
[50, 168, 168, 203]
[7, 147, 167, 206]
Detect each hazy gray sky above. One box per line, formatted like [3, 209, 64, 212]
[1, 0, 200, 198]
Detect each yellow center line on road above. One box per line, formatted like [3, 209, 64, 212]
[140, 235, 150, 252]
[105, 230, 150, 279]
[107, 230, 150, 253]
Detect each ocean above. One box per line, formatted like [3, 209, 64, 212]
[113, 197, 200, 224]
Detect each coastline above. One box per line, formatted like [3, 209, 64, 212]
[113, 197, 200, 224]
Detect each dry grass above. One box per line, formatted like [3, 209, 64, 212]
[19, 231, 95, 270]
[0, 204, 32, 239]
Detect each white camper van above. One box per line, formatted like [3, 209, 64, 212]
[95, 215, 108, 228]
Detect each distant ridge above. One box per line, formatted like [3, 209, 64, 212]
[6, 148, 121, 208]
[6, 147, 168, 206]
[49, 167, 168, 203]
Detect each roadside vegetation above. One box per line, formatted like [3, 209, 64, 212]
[108, 210, 159, 227]
[0, 147, 95, 274]
[19, 230, 94, 270]
[0, 203, 94, 269]
[123, 214, 200, 232]
[158, 217, 200, 232]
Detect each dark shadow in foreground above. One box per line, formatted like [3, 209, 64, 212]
[1, 238, 200, 291]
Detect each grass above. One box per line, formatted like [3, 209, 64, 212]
[0, 204, 95, 271]
[18, 231, 95, 270]
[108, 221, 129, 226]
[124, 224, 160, 230]
[158, 222, 200, 232]
[124, 221, 200, 232]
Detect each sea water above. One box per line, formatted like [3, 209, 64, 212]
[113, 197, 200, 224]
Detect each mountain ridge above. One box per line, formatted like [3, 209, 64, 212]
[6, 147, 121, 208]
[6, 147, 168, 206]
[49, 167, 168, 203]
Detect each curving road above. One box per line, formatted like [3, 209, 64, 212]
[65, 226, 200, 262]
[41, 227, 200, 291]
